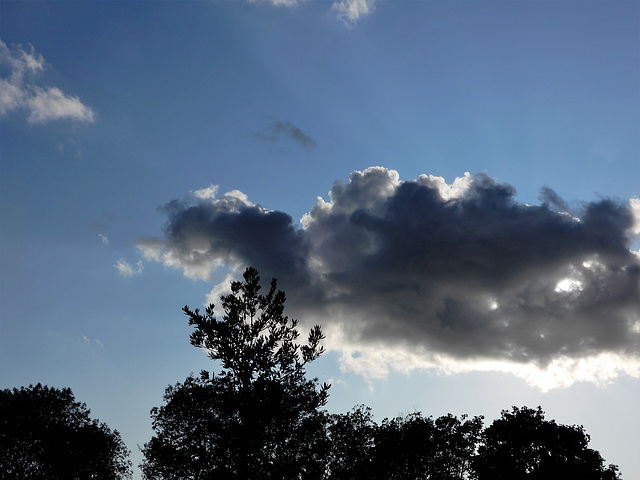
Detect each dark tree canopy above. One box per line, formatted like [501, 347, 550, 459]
[326, 405, 377, 480]
[325, 406, 483, 480]
[141, 267, 330, 480]
[474, 406, 620, 480]
[140, 267, 623, 480]
[0, 383, 132, 480]
[373, 412, 483, 480]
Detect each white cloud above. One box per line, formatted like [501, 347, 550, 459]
[416, 172, 473, 200]
[193, 184, 219, 200]
[332, 0, 376, 26]
[82, 335, 104, 348]
[248, 0, 375, 26]
[0, 78, 25, 115]
[0, 40, 95, 124]
[630, 197, 640, 236]
[98, 234, 109, 244]
[115, 259, 143, 277]
[205, 271, 238, 305]
[25, 86, 95, 124]
[251, 0, 300, 6]
[324, 321, 640, 391]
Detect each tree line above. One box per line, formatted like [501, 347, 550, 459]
[1, 268, 622, 479]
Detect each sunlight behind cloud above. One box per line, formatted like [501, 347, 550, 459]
[630, 198, 640, 236]
[141, 167, 640, 390]
[325, 321, 640, 392]
[554, 278, 583, 293]
[193, 184, 219, 200]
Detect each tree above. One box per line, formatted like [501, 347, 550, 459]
[0, 383, 132, 480]
[326, 405, 377, 480]
[473, 406, 620, 480]
[372, 412, 483, 480]
[141, 267, 331, 479]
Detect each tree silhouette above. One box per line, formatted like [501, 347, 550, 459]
[141, 267, 330, 479]
[473, 406, 620, 480]
[369, 411, 482, 480]
[0, 383, 132, 479]
[139, 268, 623, 479]
[326, 405, 376, 480]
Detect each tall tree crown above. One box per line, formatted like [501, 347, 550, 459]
[142, 267, 330, 479]
[184, 267, 327, 396]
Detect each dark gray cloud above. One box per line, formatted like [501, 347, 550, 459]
[139, 168, 640, 386]
[255, 118, 317, 149]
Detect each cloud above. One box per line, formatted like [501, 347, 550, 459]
[251, 0, 299, 6]
[255, 118, 316, 150]
[249, 0, 375, 26]
[115, 259, 143, 277]
[332, 0, 377, 26]
[140, 167, 640, 389]
[205, 272, 236, 306]
[0, 40, 95, 124]
[98, 234, 109, 244]
[630, 197, 640, 236]
[192, 184, 219, 200]
[82, 335, 104, 348]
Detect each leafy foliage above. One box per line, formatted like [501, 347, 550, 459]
[140, 267, 622, 480]
[327, 405, 377, 480]
[0, 383, 132, 480]
[141, 267, 330, 479]
[373, 412, 483, 480]
[474, 406, 621, 480]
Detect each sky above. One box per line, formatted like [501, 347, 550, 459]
[1, 0, 639, 477]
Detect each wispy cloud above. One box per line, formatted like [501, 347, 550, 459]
[0, 40, 95, 124]
[98, 234, 109, 245]
[332, 0, 377, 27]
[255, 118, 316, 150]
[115, 259, 143, 277]
[139, 167, 640, 389]
[249, 0, 376, 26]
[82, 335, 104, 348]
[251, 0, 299, 6]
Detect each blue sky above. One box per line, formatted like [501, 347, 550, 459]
[1, 0, 639, 477]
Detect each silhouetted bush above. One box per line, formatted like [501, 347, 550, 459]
[0, 383, 132, 479]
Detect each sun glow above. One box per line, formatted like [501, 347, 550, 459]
[554, 278, 583, 293]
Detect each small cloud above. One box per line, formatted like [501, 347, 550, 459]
[81, 336, 103, 348]
[115, 259, 143, 277]
[332, 0, 376, 26]
[193, 184, 219, 200]
[25, 86, 95, 124]
[250, 0, 299, 6]
[255, 118, 316, 150]
[248, 0, 375, 25]
[0, 40, 95, 124]
[539, 186, 569, 212]
[98, 234, 109, 244]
